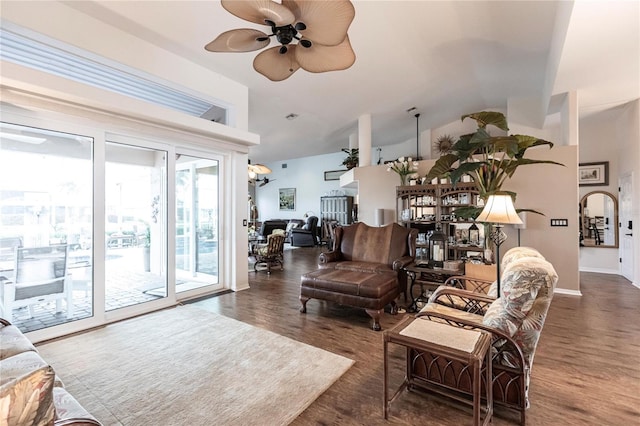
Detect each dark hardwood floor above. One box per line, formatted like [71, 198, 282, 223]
[192, 246, 640, 425]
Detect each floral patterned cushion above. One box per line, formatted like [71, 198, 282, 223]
[52, 387, 99, 424]
[0, 324, 38, 361]
[0, 352, 49, 387]
[486, 247, 545, 298]
[483, 256, 558, 368]
[0, 364, 56, 426]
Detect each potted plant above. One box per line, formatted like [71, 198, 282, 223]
[424, 111, 564, 219]
[143, 225, 151, 272]
[340, 148, 359, 169]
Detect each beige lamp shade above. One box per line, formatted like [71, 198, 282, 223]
[476, 192, 523, 225]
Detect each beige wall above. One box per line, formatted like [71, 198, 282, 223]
[502, 145, 579, 292]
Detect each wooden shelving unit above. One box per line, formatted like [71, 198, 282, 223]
[396, 182, 484, 261]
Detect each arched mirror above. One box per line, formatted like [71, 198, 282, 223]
[580, 191, 618, 248]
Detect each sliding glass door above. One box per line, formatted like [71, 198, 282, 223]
[104, 142, 167, 310]
[175, 155, 220, 294]
[0, 118, 225, 336]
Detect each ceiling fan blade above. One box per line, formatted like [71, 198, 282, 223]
[221, 0, 295, 27]
[295, 35, 355, 73]
[283, 0, 355, 46]
[253, 46, 301, 81]
[205, 29, 270, 52]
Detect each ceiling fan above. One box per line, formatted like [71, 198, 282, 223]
[256, 177, 275, 187]
[248, 162, 274, 186]
[205, 0, 356, 81]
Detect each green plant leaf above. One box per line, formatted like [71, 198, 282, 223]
[424, 153, 458, 180]
[502, 158, 565, 177]
[452, 206, 483, 220]
[516, 208, 545, 216]
[461, 111, 509, 131]
[449, 161, 486, 185]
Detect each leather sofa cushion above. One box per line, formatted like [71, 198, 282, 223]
[322, 261, 393, 274]
[301, 269, 397, 299]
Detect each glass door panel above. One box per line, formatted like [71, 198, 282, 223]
[175, 155, 219, 293]
[105, 142, 166, 310]
[0, 123, 93, 332]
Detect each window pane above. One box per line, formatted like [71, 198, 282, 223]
[0, 123, 93, 332]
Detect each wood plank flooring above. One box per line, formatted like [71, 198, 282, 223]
[192, 246, 640, 425]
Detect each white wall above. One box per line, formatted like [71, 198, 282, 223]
[257, 152, 357, 222]
[616, 100, 640, 286]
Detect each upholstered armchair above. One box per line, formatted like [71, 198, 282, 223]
[257, 220, 288, 238]
[407, 247, 558, 425]
[290, 216, 319, 247]
[251, 232, 285, 274]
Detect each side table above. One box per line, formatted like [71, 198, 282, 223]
[383, 316, 493, 425]
[404, 264, 460, 312]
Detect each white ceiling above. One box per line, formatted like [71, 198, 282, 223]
[23, 1, 640, 163]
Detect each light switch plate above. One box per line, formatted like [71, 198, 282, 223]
[550, 219, 568, 227]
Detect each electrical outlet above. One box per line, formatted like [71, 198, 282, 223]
[550, 219, 568, 227]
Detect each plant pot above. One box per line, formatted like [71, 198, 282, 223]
[143, 246, 151, 272]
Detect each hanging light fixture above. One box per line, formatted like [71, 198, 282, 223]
[406, 107, 421, 160]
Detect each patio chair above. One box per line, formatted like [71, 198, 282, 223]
[252, 233, 285, 274]
[1, 245, 73, 320]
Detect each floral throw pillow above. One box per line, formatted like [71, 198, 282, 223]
[0, 365, 55, 426]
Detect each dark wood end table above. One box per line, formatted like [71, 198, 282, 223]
[404, 264, 460, 312]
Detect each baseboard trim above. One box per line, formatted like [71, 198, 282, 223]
[579, 267, 619, 275]
[554, 288, 582, 296]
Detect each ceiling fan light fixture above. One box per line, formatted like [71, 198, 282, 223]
[206, 0, 356, 81]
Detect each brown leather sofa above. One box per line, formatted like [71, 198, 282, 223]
[300, 222, 418, 330]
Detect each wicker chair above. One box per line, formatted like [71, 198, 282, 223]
[251, 233, 285, 274]
[406, 247, 558, 425]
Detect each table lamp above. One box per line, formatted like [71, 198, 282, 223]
[476, 192, 523, 297]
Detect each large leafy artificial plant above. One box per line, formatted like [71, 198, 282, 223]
[424, 111, 564, 219]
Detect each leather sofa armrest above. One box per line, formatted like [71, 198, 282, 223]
[392, 256, 414, 271]
[319, 251, 341, 264]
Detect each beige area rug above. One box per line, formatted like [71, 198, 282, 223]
[37, 305, 354, 425]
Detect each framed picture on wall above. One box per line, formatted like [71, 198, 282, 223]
[279, 188, 296, 211]
[324, 170, 348, 181]
[579, 162, 609, 186]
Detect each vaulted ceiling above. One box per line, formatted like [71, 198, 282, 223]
[4, 1, 639, 163]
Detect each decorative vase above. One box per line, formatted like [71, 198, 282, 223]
[400, 174, 408, 186]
